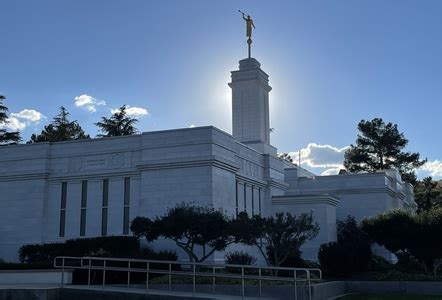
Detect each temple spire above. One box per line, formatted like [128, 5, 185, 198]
[229, 58, 276, 155]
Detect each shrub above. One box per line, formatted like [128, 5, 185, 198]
[267, 248, 302, 267]
[0, 263, 54, 270]
[19, 236, 140, 264]
[319, 216, 372, 276]
[266, 248, 319, 277]
[368, 255, 392, 272]
[140, 247, 178, 261]
[394, 251, 425, 274]
[225, 251, 256, 265]
[377, 270, 442, 282]
[131, 203, 237, 263]
[362, 209, 442, 276]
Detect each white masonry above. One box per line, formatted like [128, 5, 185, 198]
[0, 57, 416, 262]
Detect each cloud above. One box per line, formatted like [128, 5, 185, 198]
[74, 94, 106, 112]
[321, 167, 343, 176]
[2, 109, 45, 131]
[4, 117, 26, 131]
[284, 143, 442, 179]
[288, 143, 349, 169]
[419, 160, 442, 177]
[111, 106, 149, 117]
[189, 124, 196, 128]
[10, 109, 44, 122]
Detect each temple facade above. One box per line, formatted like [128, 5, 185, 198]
[0, 57, 416, 262]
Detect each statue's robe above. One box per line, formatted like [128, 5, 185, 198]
[246, 21, 253, 38]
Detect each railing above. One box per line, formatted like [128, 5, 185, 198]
[54, 256, 322, 300]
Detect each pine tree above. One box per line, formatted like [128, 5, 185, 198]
[344, 118, 426, 185]
[415, 177, 442, 213]
[95, 105, 138, 137]
[278, 153, 293, 163]
[29, 106, 89, 143]
[0, 95, 21, 145]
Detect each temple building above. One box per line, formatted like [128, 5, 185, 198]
[0, 56, 416, 262]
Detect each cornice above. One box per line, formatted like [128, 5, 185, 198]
[137, 156, 239, 173]
[292, 186, 406, 199]
[272, 194, 340, 206]
[0, 172, 50, 181]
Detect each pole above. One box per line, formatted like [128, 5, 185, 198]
[146, 262, 149, 295]
[241, 266, 245, 299]
[61, 258, 65, 288]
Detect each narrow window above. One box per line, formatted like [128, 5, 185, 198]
[101, 179, 109, 236]
[251, 185, 255, 216]
[243, 184, 247, 211]
[123, 177, 130, 234]
[235, 181, 239, 216]
[258, 187, 262, 215]
[80, 180, 87, 236]
[59, 182, 67, 237]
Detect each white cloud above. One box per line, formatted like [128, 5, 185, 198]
[285, 143, 442, 179]
[2, 109, 45, 131]
[4, 117, 26, 131]
[321, 167, 343, 176]
[111, 106, 149, 117]
[419, 160, 442, 177]
[10, 109, 44, 122]
[74, 94, 106, 112]
[189, 124, 196, 128]
[288, 143, 349, 169]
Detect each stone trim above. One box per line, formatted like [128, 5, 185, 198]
[47, 171, 141, 182]
[235, 174, 267, 188]
[266, 178, 289, 189]
[0, 172, 50, 181]
[293, 187, 405, 199]
[137, 156, 239, 173]
[272, 194, 340, 206]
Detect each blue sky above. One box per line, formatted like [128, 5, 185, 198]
[1, 0, 441, 178]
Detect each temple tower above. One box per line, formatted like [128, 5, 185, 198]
[229, 58, 276, 155]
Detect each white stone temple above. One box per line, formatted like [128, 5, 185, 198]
[0, 56, 416, 262]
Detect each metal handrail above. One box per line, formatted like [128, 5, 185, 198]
[54, 256, 321, 300]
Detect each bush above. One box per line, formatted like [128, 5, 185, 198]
[267, 248, 303, 268]
[140, 247, 178, 261]
[225, 251, 256, 265]
[319, 216, 372, 276]
[19, 236, 141, 264]
[362, 208, 442, 276]
[368, 255, 392, 272]
[394, 251, 425, 274]
[377, 270, 442, 281]
[0, 263, 54, 270]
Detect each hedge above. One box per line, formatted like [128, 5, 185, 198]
[20, 236, 140, 264]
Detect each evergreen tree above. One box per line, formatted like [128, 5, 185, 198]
[95, 105, 138, 137]
[0, 95, 21, 145]
[278, 153, 293, 163]
[344, 118, 426, 185]
[415, 177, 442, 213]
[29, 106, 89, 143]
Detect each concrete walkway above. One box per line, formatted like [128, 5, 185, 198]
[65, 284, 277, 299]
[0, 284, 278, 299]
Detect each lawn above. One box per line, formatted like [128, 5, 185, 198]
[339, 294, 442, 300]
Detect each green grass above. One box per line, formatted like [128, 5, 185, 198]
[339, 294, 442, 300]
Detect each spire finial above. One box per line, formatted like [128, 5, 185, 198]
[238, 10, 255, 58]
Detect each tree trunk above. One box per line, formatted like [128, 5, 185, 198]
[433, 259, 441, 277]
